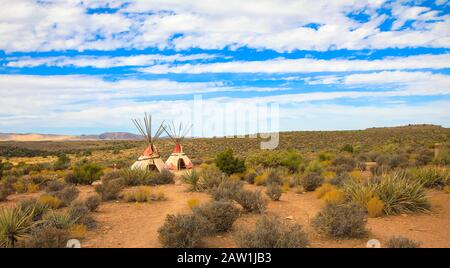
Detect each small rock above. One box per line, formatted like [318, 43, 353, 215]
[285, 216, 294, 220]
[401, 214, 408, 217]
[92, 180, 102, 186]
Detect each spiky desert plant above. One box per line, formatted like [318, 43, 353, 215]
[182, 170, 202, 191]
[0, 207, 36, 248]
[408, 166, 449, 189]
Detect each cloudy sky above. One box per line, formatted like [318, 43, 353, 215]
[0, 0, 449, 135]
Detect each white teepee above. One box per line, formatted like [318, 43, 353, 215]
[163, 121, 193, 171]
[130, 113, 166, 172]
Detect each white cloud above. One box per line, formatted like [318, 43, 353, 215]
[138, 54, 450, 74]
[5, 53, 218, 68]
[0, 0, 448, 52]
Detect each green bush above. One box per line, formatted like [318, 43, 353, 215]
[266, 183, 282, 201]
[234, 190, 267, 213]
[53, 154, 71, 171]
[312, 203, 367, 238]
[235, 215, 309, 248]
[215, 149, 246, 175]
[387, 236, 421, 248]
[200, 165, 225, 190]
[341, 144, 354, 153]
[193, 201, 239, 233]
[71, 163, 104, 185]
[158, 214, 210, 248]
[301, 172, 324, 191]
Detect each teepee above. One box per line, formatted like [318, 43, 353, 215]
[163, 121, 193, 171]
[130, 113, 166, 172]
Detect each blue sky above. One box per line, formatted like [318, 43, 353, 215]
[0, 0, 449, 136]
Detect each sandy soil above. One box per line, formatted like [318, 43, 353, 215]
[2, 182, 449, 248]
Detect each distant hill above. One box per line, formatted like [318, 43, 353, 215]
[0, 132, 141, 141]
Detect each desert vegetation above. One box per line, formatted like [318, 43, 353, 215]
[1, 125, 449, 248]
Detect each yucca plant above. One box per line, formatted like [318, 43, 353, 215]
[0, 207, 36, 248]
[342, 179, 378, 207]
[182, 170, 202, 191]
[375, 172, 430, 215]
[408, 166, 449, 189]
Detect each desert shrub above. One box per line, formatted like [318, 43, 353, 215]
[0, 206, 36, 248]
[19, 225, 69, 248]
[101, 170, 122, 182]
[254, 172, 268, 186]
[280, 150, 304, 172]
[389, 153, 410, 169]
[199, 165, 225, 190]
[193, 201, 239, 233]
[235, 215, 309, 248]
[84, 195, 101, 212]
[158, 214, 210, 248]
[43, 211, 76, 229]
[124, 186, 166, 202]
[45, 180, 66, 193]
[234, 190, 267, 213]
[332, 155, 355, 174]
[387, 236, 421, 248]
[0, 176, 17, 201]
[266, 183, 282, 201]
[72, 162, 104, 185]
[151, 169, 175, 185]
[301, 172, 324, 191]
[312, 203, 367, 238]
[266, 169, 282, 185]
[409, 166, 449, 189]
[315, 183, 337, 199]
[210, 179, 243, 201]
[322, 189, 346, 205]
[38, 195, 62, 209]
[341, 144, 354, 153]
[95, 178, 124, 201]
[215, 149, 246, 175]
[120, 168, 151, 186]
[18, 198, 49, 221]
[187, 198, 200, 209]
[366, 196, 384, 217]
[376, 172, 430, 215]
[305, 160, 324, 174]
[181, 170, 202, 191]
[68, 202, 96, 229]
[54, 185, 79, 206]
[244, 169, 257, 184]
[53, 154, 70, 171]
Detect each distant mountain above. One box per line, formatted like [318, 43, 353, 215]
[0, 132, 141, 141]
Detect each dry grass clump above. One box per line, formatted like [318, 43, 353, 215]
[366, 196, 385, 217]
[38, 195, 63, 209]
[266, 183, 282, 201]
[43, 211, 76, 230]
[312, 203, 367, 238]
[187, 198, 200, 209]
[95, 178, 124, 201]
[322, 189, 346, 205]
[158, 213, 210, 248]
[387, 236, 421, 248]
[124, 186, 166, 202]
[235, 215, 309, 248]
[69, 224, 87, 239]
[444, 186, 450, 194]
[84, 195, 101, 212]
[192, 201, 239, 233]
